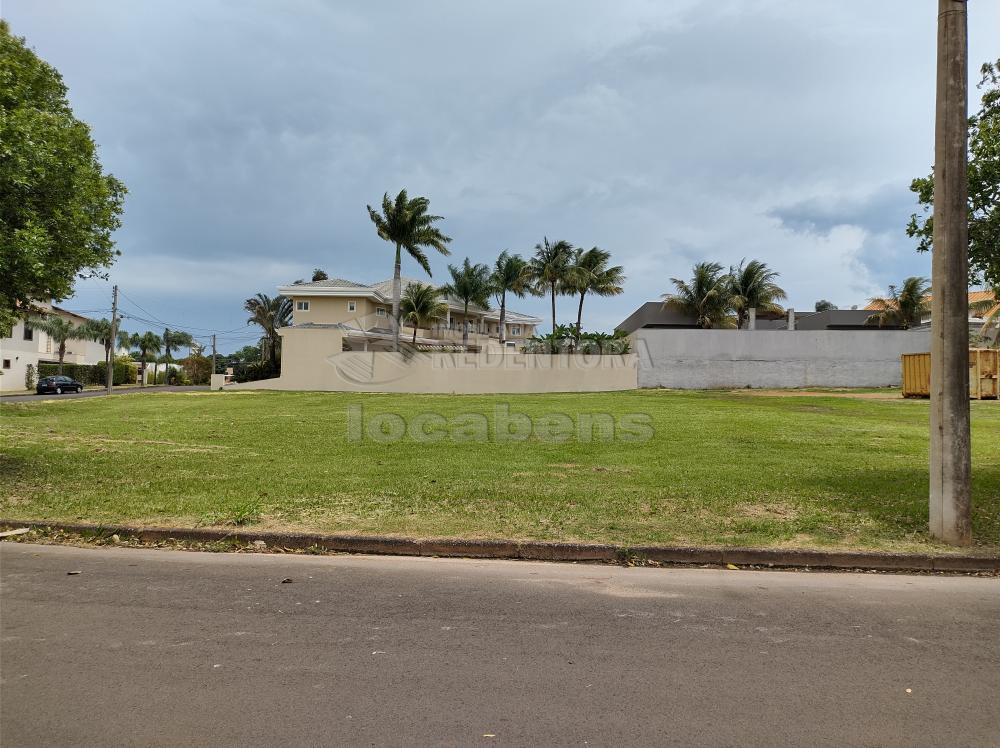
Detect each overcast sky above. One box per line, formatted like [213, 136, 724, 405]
[5, 1, 998, 349]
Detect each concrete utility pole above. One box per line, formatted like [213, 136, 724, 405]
[107, 284, 119, 395]
[929, 0, 971, 545]
[211, 334, 217, 378]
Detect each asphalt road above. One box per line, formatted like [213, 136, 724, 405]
[1, 544, 998, 747]
[0, 384, 209, 403]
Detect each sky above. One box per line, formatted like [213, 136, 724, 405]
[4, 0, 998, 351]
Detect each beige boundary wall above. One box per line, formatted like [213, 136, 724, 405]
[225, 327, 637, 393]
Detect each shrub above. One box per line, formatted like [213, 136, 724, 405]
[24, 363, 36, 390]
[39, 358, 137, 386]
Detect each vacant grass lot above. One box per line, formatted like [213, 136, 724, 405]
[1, 390, 998, 553]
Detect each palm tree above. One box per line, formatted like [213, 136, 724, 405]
[162, 328, 194, 384]
[729, 259, 787, 330]
[400, 282, 449, 345]
[367, 189, 452, 351]
[76, 317, 129, 379]
[490, 251, 531, 346]
[244, 294, 291, 373]
[130, 331, 162, 387]
[865, 277, 931, 329]
[663, 261, 737, 329]
[441, 259, 491, 349]
[529, 238, 574, 336]
[28, 314, 85, 374]
[567, 247, 626, 343]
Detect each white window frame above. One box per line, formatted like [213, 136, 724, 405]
[348, 300, 357, 313]
[376, 307, 387, 317]
[296, 300, 310, 311]
[511, 325, 521, 336]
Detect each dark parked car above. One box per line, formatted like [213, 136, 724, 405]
[36, 375, 84, 395]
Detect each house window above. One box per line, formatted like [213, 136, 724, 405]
[511, 326, 521, 336]
[23, 325, 33, 341]
[348, 300, 357, 313]
[2, 359, 10, 369]
[376, 307, 386, 317]
[295, 300, 310, 311]
[505, 342, 516, 349]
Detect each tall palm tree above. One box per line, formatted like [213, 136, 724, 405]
[441, 259, 491, 349]
[244, 293, 292, 372]
[130, 331, 162, 387]
[28, 314, 85, 374]
[161, 328, 194, 384]
[76, 317, 129, 378]
[400, 282, 449, 345]
[865, 277, 931, 329]
[529, 238, 574, 337]
[367, 189, 452, 351]
[567, 247, 626, 343]
[729, 259, 787, 330]
[490, 251, 531, 346]
[663, 261, 737, 329]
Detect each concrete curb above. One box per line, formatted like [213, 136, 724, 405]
[1, 518, 998, 572]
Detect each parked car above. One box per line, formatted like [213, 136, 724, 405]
[36, 375, 84, 395]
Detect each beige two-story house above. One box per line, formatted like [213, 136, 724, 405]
[277, 277, 541, 352]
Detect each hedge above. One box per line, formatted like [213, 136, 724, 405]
[38, 358, 137, 386]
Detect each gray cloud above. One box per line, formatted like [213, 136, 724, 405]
[4, 0, 995, 342]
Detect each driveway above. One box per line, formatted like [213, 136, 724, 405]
[2, 543, 997, 747]
[0, 385, 209, 403]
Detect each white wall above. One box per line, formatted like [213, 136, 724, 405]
[635, 329, 932, 389]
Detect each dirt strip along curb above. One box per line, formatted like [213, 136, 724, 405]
[2, 519, 998, 572]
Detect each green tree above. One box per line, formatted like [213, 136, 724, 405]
[865, 277, 931, 329]
[0, 21, 126, 336]
[400, 282, 448, 345]
[28, 314, 86, 374]
[490, 251, 531, 346]
[441, 259, 491, 349]
[162, 328, 194, 382]
[244, 293, 291, 373]
[728, 258, 786, 330]
[529, 238, 574, 337]
[129, 331, 161, 386]
[815, 299, 838, 312]
[908, 58, 1000, 287]
[366, 190, 452, 351]
[76, 317, 129, 382]
[229, 345, 261, 364]
[312, 268, 328, 281]
[663, 262, 737, 329]
[567, 247, 625, 344]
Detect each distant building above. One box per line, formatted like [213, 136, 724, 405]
[0, 304, 107, 392]
[278, 276, 541, 352]
[615, 304, 894, 334]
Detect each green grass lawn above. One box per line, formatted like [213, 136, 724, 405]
[1, 390, 998, 553]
